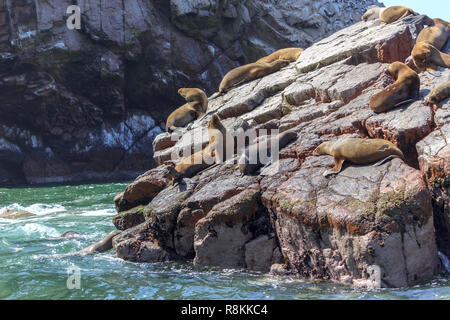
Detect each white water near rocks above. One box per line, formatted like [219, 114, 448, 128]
[0, 182, 449, 300]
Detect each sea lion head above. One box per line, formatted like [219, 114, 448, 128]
[432, 18, 446, 26]
[420, 16, 435, 27]
[178, 88, 188, 98]
[274, 59, 290, 69]
[412, 42, 431, 71]
[312, 141, 332, 156]
[387, 61, 407, 78]
[209, 114, 224, 130]
[362, 7, 379, 21]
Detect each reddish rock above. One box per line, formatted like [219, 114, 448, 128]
[112, 205, 146, 231]
[262, 156, 439, 287]
[365, 101, 433, 168]
[114, 166, 175, 212]
[194, 188, 275, 269]
[112, 223, 171, 263]
[417, 124, 450, 257]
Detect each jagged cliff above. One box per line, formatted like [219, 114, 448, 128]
[112, 14, 450, 288]
[0, 0, 380, 186]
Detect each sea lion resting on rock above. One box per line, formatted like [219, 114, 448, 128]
[361, 6, 386, 21]
[370, 62, 420, 113]
[218, 60, 290, 94]
[380, 6, 417, 24]
[256, 48, 303, 64]
[416, 18, 450, 51]
[173, 115, 232, 179]
[166, 101, 204, 133]
[174, 145, 215, 179]
[313, 137, 405, 177]
[239, 130, 297, 175]
[178, 88, 208, 113]
[412, 42, 450, 72]
[425, 80, 450, 105]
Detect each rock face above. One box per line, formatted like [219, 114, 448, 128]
[0, 0, 380, 186]
[111, 15, 450, 288]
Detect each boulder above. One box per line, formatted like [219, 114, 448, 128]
[262, 157, 439, 288]
[112, 223, 171, 263]
[194, 188, 276, 269]
[114, 166, 175, 212]
[112, 205, 146, 231]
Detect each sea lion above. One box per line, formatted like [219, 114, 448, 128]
[238, 130, 297, 175]
[416, 18, 450, 51]
[61, 231, 82, 238]
[219, 60, 290, 94]
[77, 230, 122, 255]
[380, 6, 417, 24]
[361, 6, 386, 21]
[174, 144, 215, 178]
[0, 209, 35, 219]
[412, 42, 450, 72]
[208, 114, 234, 163]
[178, 88, 208, 113]
[312, 137, 405, 177]
[166, 101, 204, 133]
[425, 80, 450, 105]
[256, 48, 303, 64]
[369, 62, 420, 113]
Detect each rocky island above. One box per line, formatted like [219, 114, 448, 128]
[112, 14, 449, 288]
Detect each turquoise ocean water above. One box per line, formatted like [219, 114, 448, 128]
[0, 182, 448, 300]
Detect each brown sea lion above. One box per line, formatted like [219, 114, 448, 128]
[380, 6, 417, 24]
[312, 137, 405, 177]
[412, 42, 450, 72]
[361, 7, 386, 21]
[208, 114, 234, 163]
[238, 130, 298, 175]
[171, 115, 233, 180]
[174, 145, 215, 178]
[166, 101, 204, 133]
[256, 48, 303, 64]
[61, 230, 122, 257]
[369, 62, 420, 113]
[425, 80, 450, 105]
[77, 230, 122, 255]
[416, 18, 450, 51]
[219, 60, 290, 94]
[178, 88, 208, 113]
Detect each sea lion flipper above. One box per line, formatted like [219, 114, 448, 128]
[373, 155, 401, 167]
[323, 158, 344, 177]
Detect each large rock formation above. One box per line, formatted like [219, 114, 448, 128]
[112, 14, 450, 288]
[0, 0, 380, 186]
